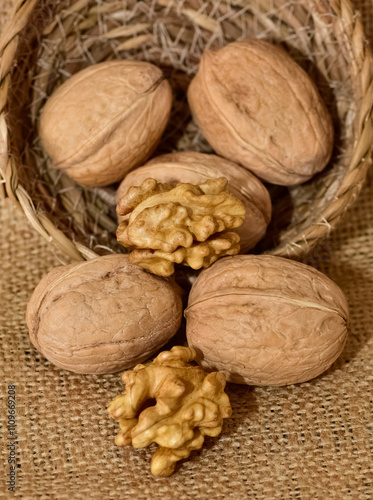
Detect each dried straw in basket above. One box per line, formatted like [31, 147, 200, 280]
[0, 0, 372, 263]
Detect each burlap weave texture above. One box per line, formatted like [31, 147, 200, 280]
[1, 2, 372, 499]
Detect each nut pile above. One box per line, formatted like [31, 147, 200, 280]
[27, 37, 348, 475]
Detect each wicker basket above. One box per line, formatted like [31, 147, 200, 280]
[0, 0, 372, 263]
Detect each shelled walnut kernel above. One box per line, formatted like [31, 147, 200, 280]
[116, 177, 246, 276]
[108, 346, 232, 476]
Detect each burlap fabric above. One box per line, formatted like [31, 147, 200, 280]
[1, 2, 372, 499]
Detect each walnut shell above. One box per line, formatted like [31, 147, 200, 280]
[26, 255, 182, 374]
[185, 255, 349, 386]
[117, 152, 271, 252]
[39, 61, 172, 187]
[187, 39, 334, 186]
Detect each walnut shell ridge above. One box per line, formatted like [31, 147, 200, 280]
[26, 255, 183, 374]
[185, 255, 349, 386]
[39, 61, 172, 187]
[117, 152, 271, 253]
[187, 39, 334, 186]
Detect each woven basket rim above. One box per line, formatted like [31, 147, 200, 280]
[1, 0, 373, 262]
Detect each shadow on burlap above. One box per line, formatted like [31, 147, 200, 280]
[1, 2, 372, 499]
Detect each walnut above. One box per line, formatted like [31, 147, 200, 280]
[39, 61, 172, 187]
[185, 255, 349, 386]
[187, 39, 334, 186]
[117, 152, 271, 253]
[108, 346, 232, 476]
[26, 255, 182, 374]
[116, 177, 246, 276]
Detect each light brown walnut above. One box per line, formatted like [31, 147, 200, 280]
[108, 346, 232, 476]
[26, 255, 182, 374]
[39, 61, 172, 187]
[117, 152, 271, 253]
[116, 177, 246, 276]
[187, 39, 334, 186]
[185, 255, 349, 386]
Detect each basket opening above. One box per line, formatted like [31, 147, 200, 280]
[6, 0, 361, 260]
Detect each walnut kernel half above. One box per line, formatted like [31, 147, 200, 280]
[116, 177, 246, 276]
[108, 346, 232, 476]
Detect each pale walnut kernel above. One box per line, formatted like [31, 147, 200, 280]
[107, 346, 232, 476]
[116, 177, 245, 276]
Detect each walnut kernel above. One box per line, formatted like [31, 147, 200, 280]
[108, 346, 232, 476]
[116, 177, 246, 276]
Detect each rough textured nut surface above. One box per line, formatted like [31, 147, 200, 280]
[116, 177, 246, 276]
[117, 152, 271, 253]
[187, 39, 334, 186]
[185, 255, 349, 386]
[26, 255, 182, 374]
[39, 61, 172, 187]
[108, 346, 232, 476]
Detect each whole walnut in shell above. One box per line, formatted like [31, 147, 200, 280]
[117, 152, 271, 253]
[187, 39, 334, 186]
[39, 61, 172, 187]
[26, 255, 182, 374]
[185, 255, 349, 386]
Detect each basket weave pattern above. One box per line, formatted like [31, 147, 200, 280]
[0, 0, 373, 262]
